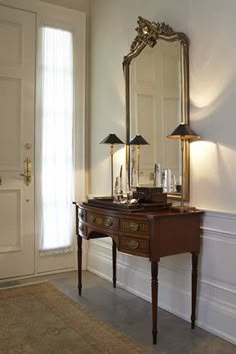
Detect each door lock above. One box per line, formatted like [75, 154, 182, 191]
[20, 157, 32, 186]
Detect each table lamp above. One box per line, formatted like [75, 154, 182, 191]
[167, 123, 200, 211]
[129, 134, 149, 186]
[100, 133, 124, 198]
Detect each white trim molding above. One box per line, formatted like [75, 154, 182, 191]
[0, 0, 38, 12]
[87, 210, 236, 345]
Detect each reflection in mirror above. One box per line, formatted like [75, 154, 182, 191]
[130, 41, 181, 191]
[123, 17, 190, 200]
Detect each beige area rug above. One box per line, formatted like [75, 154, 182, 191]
[0, 282, 147, 354]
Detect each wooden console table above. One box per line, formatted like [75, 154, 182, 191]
[74, 202, 203, 344]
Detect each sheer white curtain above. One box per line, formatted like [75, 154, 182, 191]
[36, 27, 74, 253]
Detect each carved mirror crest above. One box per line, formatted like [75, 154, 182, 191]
[123, 17, 190, 200]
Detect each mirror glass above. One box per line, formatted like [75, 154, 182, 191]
[123, 17, 190, 200]
[130, 41, 181, 191]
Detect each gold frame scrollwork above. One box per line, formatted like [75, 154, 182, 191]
[123, 16, 190, 201]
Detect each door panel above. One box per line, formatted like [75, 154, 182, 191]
[0, 77, 21, 170]
[0, 5, 35, 279]
[0, 19, 22, 66]
[0, 189, 21, 251]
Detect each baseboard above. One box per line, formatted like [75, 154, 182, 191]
[0, 268, 77, 284]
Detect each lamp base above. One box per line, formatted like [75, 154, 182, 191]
[171, 205, 196, 212]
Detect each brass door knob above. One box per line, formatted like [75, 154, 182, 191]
[19, 157, 32, 186]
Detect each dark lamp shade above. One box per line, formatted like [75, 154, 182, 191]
[167, 123, 200, 140]
[100, 133, 124, 145]
[129, 134, 149, 145]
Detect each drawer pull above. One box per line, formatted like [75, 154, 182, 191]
[127, 239, 139, 250]
[129, 222, 139, 232]
[104, 218, 113, 227]
[89, 215, 96, 223]
[89, 215, 103, 225]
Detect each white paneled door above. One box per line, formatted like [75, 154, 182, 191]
[0, 5, 35, 279]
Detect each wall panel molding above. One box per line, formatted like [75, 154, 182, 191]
[87, 209, 236, 345]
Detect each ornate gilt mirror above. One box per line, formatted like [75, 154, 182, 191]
[123, 17, 190, 200]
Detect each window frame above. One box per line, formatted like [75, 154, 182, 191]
[35, 2, 86, 271]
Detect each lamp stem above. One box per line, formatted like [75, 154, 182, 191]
[180, 139, 184, 209]
[125, 144, 130, 194]
[137, 145, 140, 187]
[110, 144, 114, 198]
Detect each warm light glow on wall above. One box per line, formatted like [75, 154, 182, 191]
[191, 85, 224, 109]
[190, 80, 230, 121]
[190, 141, 218, 181]
[190, 46, 236, 117]
[190, 141, 236, 209]
[190, 140, 216, 164]
[190, 140, 236, 162]
[113, 145, 126, 174]
[190, 73, 232, 122]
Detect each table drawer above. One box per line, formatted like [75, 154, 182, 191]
[119, 236, 149, 257]
[87, 212, 119, 230]
[120, 219, 149, 236]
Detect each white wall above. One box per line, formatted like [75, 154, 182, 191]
[88, 0, 236, 345]
[41, 0, 90, 13]
[0, 0, 90, 14]
[89, 0, 236, 213]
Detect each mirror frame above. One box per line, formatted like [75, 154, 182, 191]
[123, 16, 190, 201]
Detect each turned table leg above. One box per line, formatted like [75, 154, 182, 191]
[77, 235, 82, 296]
[112, 239, 117, 288]
[191, 252, 198, 329]
[151, 261, 159, 344]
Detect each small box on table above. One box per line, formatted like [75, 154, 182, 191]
[133, 187, 167, 204]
